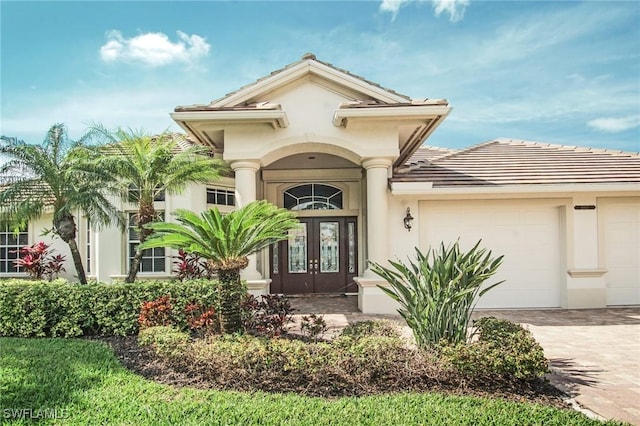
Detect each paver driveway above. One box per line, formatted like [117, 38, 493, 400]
[477, 308, 640, 425]
[290, 296, 640, 425]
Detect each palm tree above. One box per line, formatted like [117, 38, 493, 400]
[0, 124, 123, 284]
[88, 125, 228, 283]
[141, 201, 299, 333]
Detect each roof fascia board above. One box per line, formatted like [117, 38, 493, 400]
[170, 110, 289, 128]
[211, 60, 408, 108]
[333, 105, 451, 127]
[390, 181, 640, 196]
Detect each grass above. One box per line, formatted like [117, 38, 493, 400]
[0, 337, 626, 425]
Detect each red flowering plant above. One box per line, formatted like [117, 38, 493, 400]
[172, 249, 213, 281]
[13, 242, 66, 281]
[138, 295, 174, 328]
[184, 302, 219, 336]
[241, 294, 294, 338]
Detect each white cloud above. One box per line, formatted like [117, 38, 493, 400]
[432, 0, 469, 22]
[379, 0, 409, 19]
[380, 0, 469, 22]
[99, 30, 210, 67]
[587, 116, 640, 133]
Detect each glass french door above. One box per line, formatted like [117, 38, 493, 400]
[270, 217, 357, 294]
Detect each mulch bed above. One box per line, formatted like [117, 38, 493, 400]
[96, 335, 571, 410]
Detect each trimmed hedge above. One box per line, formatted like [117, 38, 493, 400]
[0, 279, 220, 337]
[439, 316, 549, 380]
[141, 328, 423, 396]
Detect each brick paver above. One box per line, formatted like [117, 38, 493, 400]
[289, 295, 640, 425]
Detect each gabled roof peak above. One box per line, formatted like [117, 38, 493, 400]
[177, 54, 414, 111]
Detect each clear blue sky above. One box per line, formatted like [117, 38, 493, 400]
[1, 0, 639, 152]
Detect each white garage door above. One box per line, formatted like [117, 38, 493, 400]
[601, 199, 640, 306]
[421, 200, 563, 309]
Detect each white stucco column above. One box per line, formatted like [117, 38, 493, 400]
[230, 160, 269, 293]
[565, 195, 607, 308]
[362, 158, 392, 274]
[354, 157, 399, 314]
[231, 161, 260, 208]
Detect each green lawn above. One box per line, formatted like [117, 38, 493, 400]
[0, 338, 625, 425]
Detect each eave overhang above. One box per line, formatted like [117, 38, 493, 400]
[333, 104, 451, 169]
[332, 105, 451, 127]
[171, 109, 289, 129]
[389, 181, 640, 196]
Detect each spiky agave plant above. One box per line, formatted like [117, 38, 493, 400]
[371, 240, 504, 348]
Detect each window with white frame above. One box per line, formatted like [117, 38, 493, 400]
[206, 188, 235, 206]
[0, 223, 28, 273]
[128, 212, 165, 273]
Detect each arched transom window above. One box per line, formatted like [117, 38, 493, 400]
[284, 184, 343, 210]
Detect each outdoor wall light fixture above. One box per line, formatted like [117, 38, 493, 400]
[403, 207, 414, 231]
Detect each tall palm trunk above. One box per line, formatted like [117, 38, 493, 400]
[54, 214, 87, 285]
[125, 203, 155, 283]
[217, 268, 244, 334]
[67, 239, 88, 285]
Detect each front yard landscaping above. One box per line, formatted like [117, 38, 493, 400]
[1, 337, 624, 425]
[0, 241, 629, 424]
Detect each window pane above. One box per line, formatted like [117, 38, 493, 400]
[284, 193, 296, 210]
[288, 224, 307, 273]
[348, 222, 356, 274]
[154, 258, 165, 272]
[141, 258, 153, 272]
[319, 222, 339, 273]
[288, 184, 311, 198]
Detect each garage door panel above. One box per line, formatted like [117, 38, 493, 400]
[479, 289, 560, 309]
[423, 201, 562, 309]
[601, 200, 640, 306]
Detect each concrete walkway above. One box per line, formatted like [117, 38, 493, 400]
[288, 295, 640, 425]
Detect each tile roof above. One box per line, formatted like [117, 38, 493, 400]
[97, 133, 197, 155]
[404, 146, 460, 165]
[394, 139, 640, 187]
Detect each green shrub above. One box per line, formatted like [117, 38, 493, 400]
[155, 333, 420, 396]
[138, 325, 190, 358]
[439, 317, 549, 380]
[371, 240, 504, 348]
[339, 319, 401, 339]
[0, 278, 220, 337]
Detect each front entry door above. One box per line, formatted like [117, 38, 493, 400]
[271, 217, 357, 294]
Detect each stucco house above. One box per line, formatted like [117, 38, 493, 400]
[2, 54, 639, 313]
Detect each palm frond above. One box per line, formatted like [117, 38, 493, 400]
[141, 201, 298, 269]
